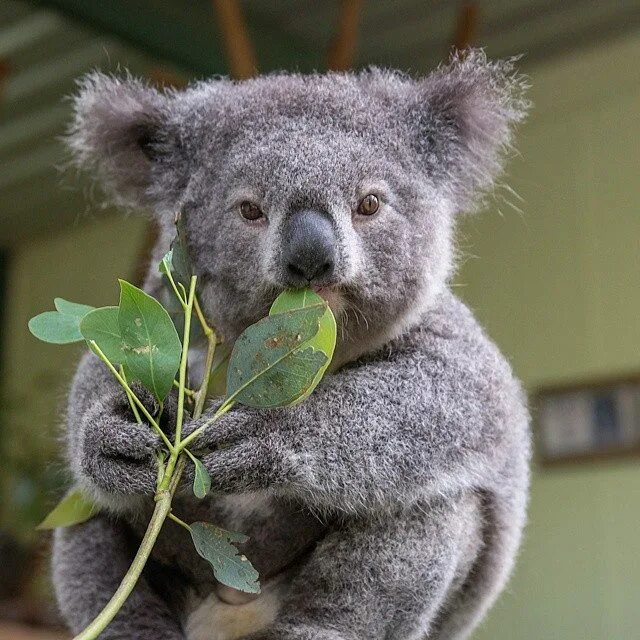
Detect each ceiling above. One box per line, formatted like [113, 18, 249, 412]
[1, 0, 639, 247]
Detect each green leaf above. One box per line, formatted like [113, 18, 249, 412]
[171, 212, 193, 286]
[190, 522, 260, 593]
[158, 249, 174, 277]
[118, 280, 182, 402]
[269, 289, 336, 402]
[36, 488, 98, 530]
[29, 298, 96, 345]
[159, 214, 192, 287]
[54, 298, 95, 318]
[28, 311, 85, 344]
[206, 342, 232, 398]
[191, 456, 212, 499]
[80, 306, 125, 365]
[226, 303, 328, 408]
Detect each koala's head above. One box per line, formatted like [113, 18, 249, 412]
[68, 51, 527, 364]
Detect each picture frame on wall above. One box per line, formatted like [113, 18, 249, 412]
[535, 374, 640, 466]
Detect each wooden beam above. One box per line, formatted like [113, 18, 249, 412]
[4, 41, 120, 105]
[0, 11, 62, 58]
[148, 67, 188, 90]
[0, 104, 67, 158]
[211, 0, 257, 79]
[328, 0, 364, 71]
[453, 3, 479, 52]
[0, 142, 62, 191]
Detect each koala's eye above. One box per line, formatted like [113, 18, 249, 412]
[357, 194, 379, 216]
[239, 201, 264, 221]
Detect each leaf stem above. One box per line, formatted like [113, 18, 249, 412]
[194, 296, 215, 340]
[168, 511, 192, 532]
[173, 380, 195, 397]
[89, 341, 175, 453]
[174, 276, 197, 447]
[163, 267, 187, 308]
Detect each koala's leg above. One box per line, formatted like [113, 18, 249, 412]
[246, 492, 483, 640]
[53, 514, 185, 639]
[430, 488, 526, 639]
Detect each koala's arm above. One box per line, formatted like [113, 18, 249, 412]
[188, 295, 529, 514]
[66, 351, 162, 507]
[64, 230, 175, 505]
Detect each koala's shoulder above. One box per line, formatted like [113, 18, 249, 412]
[362, 290, 524, 403]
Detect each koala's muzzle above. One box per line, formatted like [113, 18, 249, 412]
[282, 209, 336, 287]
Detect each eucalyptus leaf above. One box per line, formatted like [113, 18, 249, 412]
[206, 341, 232, 399]
[158, 249, 174, 277]
[226, 304, 328, 408]
[171, 212, 193, 286]
[54, 298, 96, 318]
[118, 280, 182, 402]
[28, 311, 85, 344]
[80, 306, 125, 365]
[190, 522, 260, 593]
[36, 488, 98, 530]
[269, 289, 336, 401]
[191, 457, 212, 499]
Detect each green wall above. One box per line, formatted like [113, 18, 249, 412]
[0, 214, 148, 535]
[459, 31, 640, 640]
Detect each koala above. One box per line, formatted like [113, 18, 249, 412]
[53, 51, 531, 640]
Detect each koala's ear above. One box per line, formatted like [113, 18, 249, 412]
[410, 50, 529, 212]
[66, 72, 187, 214]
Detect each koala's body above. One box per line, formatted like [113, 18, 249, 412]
[53, 51, 531, 640]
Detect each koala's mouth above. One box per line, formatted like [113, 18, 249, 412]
[312, 284, 345, 315]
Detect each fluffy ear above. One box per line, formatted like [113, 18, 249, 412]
[66, 72, 187, 214]
[409, 50, 529, 212]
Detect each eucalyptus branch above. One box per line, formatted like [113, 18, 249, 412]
[72, 475, 178, 640]
[29, 252, 336, 640]
[174, 276, 197, 447]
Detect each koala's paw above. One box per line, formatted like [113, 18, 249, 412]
[181, 407, 300, 495]
[77, 386, 168, 497]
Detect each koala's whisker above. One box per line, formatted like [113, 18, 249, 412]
[502, 182, 525, 203]
[341, 296, 370, 336]
[351, 303, 370, 332]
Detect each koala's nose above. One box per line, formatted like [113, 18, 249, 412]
[282, 209, 336, 287]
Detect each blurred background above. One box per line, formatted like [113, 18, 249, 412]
[0, 1, 639, 638]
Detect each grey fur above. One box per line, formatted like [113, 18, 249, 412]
[54, 50, 530, 639]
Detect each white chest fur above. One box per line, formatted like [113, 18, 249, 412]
[185, 580, 283, 640]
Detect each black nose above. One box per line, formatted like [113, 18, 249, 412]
[282, 209, 336, 287]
